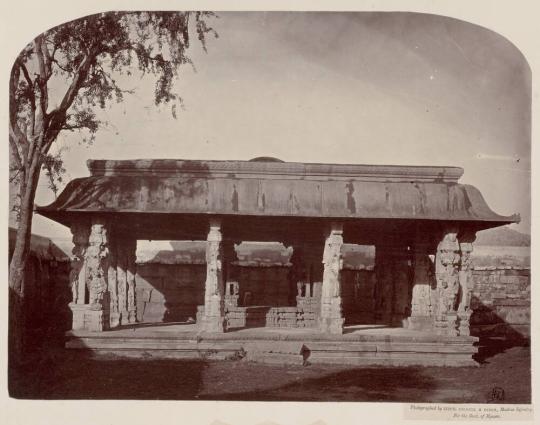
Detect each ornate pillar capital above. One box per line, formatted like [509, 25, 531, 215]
[208, 219, 223, 242]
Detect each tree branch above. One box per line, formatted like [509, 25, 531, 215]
[9, 131, 23, 170]
[9, 63, 29, 164]
[44, 47, 98, 152]
[34, 36, 49, 116]
[61, 122, 93, 131]
[40, 37, 53, 79]
[51, 57, 71, 73]
[18, 62, 36, 140]
[19, 62, 33, 89]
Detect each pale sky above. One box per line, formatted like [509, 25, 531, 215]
[31, 11, 531, 240]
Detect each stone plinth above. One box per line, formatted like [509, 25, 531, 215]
[458, 310, 473, 336]
[65, 324, 480, 367]
[320, 297, 345, 334]
[202, 295, 226, 333]
[407, 316, 434, 332]
[70, 300, 109, 332]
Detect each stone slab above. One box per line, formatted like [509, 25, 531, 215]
[65, 325, 478, 367]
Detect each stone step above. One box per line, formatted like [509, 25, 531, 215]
[66, 336, 244, 360]
[243, 341, 308, 365]
[244, 352, 306, 365]
[306, 340, 478, 367]
[65, 333, 478, 366]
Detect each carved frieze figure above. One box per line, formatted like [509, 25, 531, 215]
[458, 242, 474, 313]
[69, 266, 79, 303]
[435, 232, 461, 315]
[297, 281, 304, 297]
[205, 228, 223, 298]
[85, 223, 109, 305]
[322, 229, 344, 299]
[106, 235, 119, 327]
[69, 222, 90, 304]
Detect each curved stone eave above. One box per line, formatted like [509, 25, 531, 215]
[461, 184, 521, 224]
[35, 176, 520, 228]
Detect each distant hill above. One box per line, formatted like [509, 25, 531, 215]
[475, 226, 530, 247]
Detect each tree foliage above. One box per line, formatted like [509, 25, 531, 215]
[9, 11, 218, 294]
[10, 11, 217, 198]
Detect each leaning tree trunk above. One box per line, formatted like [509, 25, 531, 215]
[9, 158, 41, 363]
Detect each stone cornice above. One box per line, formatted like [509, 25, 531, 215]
[87, 159, 464, 182]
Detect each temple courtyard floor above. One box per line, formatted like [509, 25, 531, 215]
[9, 325, 531, 403]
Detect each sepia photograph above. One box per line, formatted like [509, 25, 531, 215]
[4, 2, 535, 424]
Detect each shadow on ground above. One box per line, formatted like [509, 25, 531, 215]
[474, 336, 530, 364]
[9, 341, 531, 403]
[9, 352, 207, 399]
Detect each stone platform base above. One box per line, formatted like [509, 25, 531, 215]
[197, 305, 318, 329]
[65, 324, 479, 367]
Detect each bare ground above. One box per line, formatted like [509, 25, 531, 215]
[9, 338, 530, 403]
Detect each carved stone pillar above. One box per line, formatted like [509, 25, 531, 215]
[126, 237, 138, 324]
[223, 240, 239, 310]
[86, 222, 110, 305]
[116, 234, 137, 325]
[289, 244, 306, 305]
[116, 238, 128, 325]
[201, 219, 226, 332]
[68, 219, 113, 332]
[69, 222, 89, 306]
[319, 223, 345, 334]
[408, 236, 436, 331]
[374, 246, 392, 324]
[69, 222, 90, 330]
[434, 231, 461, 336]
[458, 231, 476, 336]
[107, 230, 119, 328]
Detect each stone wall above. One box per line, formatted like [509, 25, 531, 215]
[135, 263, 206, 322]
[470, 267, 531, 339]
[199, 304, 319, 329]
[341, 269, 376, 324]
[236, 266, 293, 306]
[135, 264, 295, 323]
[339, 266, 531, 338]
[12, 256, 72, 348]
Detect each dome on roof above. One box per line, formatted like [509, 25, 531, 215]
[249, 156, 284, 163]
